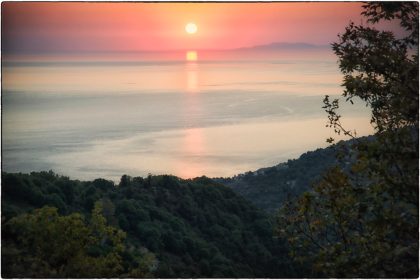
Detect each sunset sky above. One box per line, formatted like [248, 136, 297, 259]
[3, 2, 405, 53]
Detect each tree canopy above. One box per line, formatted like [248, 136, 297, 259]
[2, 202, 156, 278]
[276, 2, 419, 278]
[2, 172, 300, 278]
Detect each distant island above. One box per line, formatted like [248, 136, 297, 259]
[234, 41, 329, 51]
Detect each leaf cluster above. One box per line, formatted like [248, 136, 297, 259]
[276, 2, 419, 277]
[2, 171, 298, 278]
[2, 202, 156, 278]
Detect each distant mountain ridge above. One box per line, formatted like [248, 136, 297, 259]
[235, 42, 329, 51]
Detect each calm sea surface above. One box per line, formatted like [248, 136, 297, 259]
[2, 49, 373, 181]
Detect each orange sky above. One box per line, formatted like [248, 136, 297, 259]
[2, 2, 404, 52]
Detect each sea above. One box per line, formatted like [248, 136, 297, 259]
[2, 48, 373, 181]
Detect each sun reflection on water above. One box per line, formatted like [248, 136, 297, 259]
[186, 70, 197, 90]
[186, 51, 198, 62]
[185, 51, 199, 91]
[176, 127, 207, 178]
[176, 50, 206, 178]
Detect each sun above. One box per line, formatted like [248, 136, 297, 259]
[185, 23, 198, 34]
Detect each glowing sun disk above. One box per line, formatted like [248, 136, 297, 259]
[185, 23, 198, 34]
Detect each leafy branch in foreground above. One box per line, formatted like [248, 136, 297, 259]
[2, 202, 157, 278]
[276, 2, 419, 278]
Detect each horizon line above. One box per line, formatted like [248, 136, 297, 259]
[2, 41, 331, 55]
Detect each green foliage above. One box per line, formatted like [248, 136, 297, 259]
[2, 204, 156, 278]
[219, 145, 340, 212]
[326, 2, 418, 136]
[277, 2, 419, 278]
[2, 172, 298, 278]
[110, 175, 296, 278]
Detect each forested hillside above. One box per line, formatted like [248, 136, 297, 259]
[2, 171, 301, 278]
[218, 145, 338, 212]
[218, 137, 374, 213]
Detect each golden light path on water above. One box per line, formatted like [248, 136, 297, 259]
[177, 51, 206, 178]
